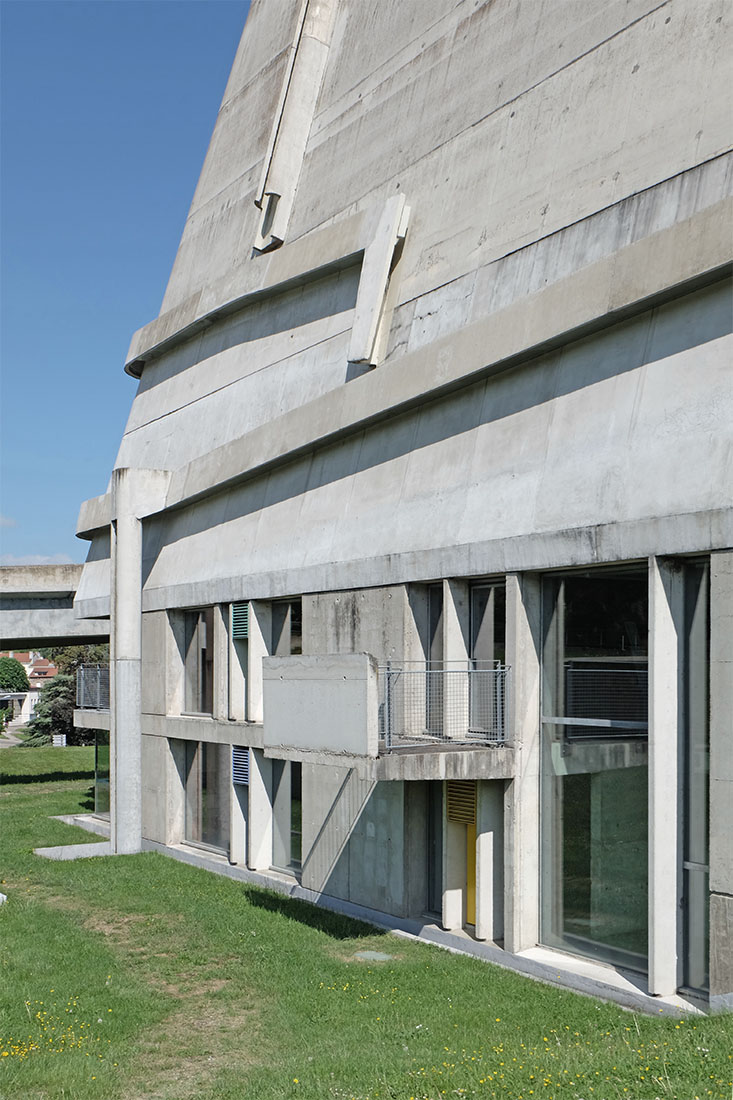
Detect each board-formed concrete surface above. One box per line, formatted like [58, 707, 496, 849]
[14, 0, 731, 1010]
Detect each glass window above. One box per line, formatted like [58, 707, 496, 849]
[470, 583, 505, 667]
[184, 740, 230, 853]
[682, 560, 710, 992]
[540, 569, 649, 971]
[271, 759, 302, 873]
[94, 730, 110, 817]
[272, 599, 302, 656]
[183, 608, 214, 714]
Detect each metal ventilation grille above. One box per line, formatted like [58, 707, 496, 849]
[231, 602, 249, 639]
[446, 780, 476, 825]
[232, 746, 250, 786]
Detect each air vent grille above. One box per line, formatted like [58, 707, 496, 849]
[231, 602, 249, 639]
[446, 780, 476, 825]
[232, 746, 250, 786]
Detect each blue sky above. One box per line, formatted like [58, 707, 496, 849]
[0, 0, 249, 565]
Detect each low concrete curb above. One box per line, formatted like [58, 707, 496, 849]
[34, 841, 112, 860]
[141, 838, 702, 1018]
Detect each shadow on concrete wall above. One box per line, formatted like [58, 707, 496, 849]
[141, 276, 732, 572]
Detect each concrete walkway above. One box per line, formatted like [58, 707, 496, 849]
[0, 719, 26, 746]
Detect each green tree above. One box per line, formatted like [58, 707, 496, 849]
[25, 645, 109, 746]
[0, 656, 30, 693]
[23, 674, 80, 745]
[38, 644, 109, 674]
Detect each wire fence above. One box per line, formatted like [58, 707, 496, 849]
[379, 662, 509, 749]
[76, 666, 110, 711]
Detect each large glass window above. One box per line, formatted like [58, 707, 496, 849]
[540, 569, 649, 971]
[272, 599, 302, 656]
[184, 740, 230, 853]
[183, 608, 214, 714]
[469, 582, 506, 737]
[271, 759, 302, 873]
[94, 730, 110, 817]
[682, 560, 709, 992]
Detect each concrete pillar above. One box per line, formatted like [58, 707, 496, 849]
[248, 601, 272, 723]
[212, 604, 229, 721]
[248, 748, 273, 870]
[709, 551, 733, 1012]
[476, 780, 504, 942]
[442, 580, 470, 661]
[110, 469, 143, 855]
[504, 572, 541, 954]
[442, 809, 466, 930]
[648, 557, 684, 996]
[230, 778, 248, 866]
[109, 467, 171, 856]
[443, 580, 470, 738]
[166, 738, 186, 846]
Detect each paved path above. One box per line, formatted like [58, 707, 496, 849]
[0, 721, 26, 747]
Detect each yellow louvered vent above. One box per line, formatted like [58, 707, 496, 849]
[446, 780, 476, 825]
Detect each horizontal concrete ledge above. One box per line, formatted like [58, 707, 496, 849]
[77, 201, 732, 543]
[76, 492, 112, 536]
[139, 506, 733, 612]
[74, 709, 110, 731]
[35, 841, 112, 860]
[53, 813, 110, 838]
[262, 746, 377, 775]
[124, 206, 371, 376]
[0, 563, 84, 594]
[160, 204, 732, 515]
[141, 712, 264, 748]
[376, 745, 515, 781]
[141, 838, 705, 1016]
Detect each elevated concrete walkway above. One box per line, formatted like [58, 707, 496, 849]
[0, 564, 109, 648]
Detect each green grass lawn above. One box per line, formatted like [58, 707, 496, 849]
[1, 747, 731, 1100]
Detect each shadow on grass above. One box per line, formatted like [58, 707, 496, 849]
[0, 771, 95, 785]
[80, 784, 96, 811]
[241, 886, 386, 940]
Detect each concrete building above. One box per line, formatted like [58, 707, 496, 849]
[62, 0, 733, 1010]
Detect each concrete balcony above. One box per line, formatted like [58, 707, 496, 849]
[262, 654, 516, 780]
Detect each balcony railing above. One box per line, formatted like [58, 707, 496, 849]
[379, 662, 509, 750]
[76, 665, 110, 711]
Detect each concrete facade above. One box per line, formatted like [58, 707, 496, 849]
[61, 0, 731, 1009]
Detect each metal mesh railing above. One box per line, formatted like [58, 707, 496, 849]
[379, 663, 509, 749]
[543, 663, 648, 738]
[76, 666, 110, 711]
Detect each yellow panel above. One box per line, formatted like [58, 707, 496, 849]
[466, 821, 476, 927]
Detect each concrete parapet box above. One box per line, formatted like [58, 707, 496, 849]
[263, 653, 379, 758]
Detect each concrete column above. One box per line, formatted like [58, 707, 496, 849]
[442, 802, 466, 930]
[166, 738, 186, 846]
[648, 556, 684, 996]
[230, 778, 248, 866]
[504, 572, 541, 954]
[443, 580, 470, 738]
[248, 748, 273, 870]
[248, 601, 272, 723]
[212, 604, 229, 721]
[442, 579, 470, 661]
[476, 780, 504, 942]
[709, 551, 733, 1012]
[110, 469, 143, 855]
[109, 467, 171, 856]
